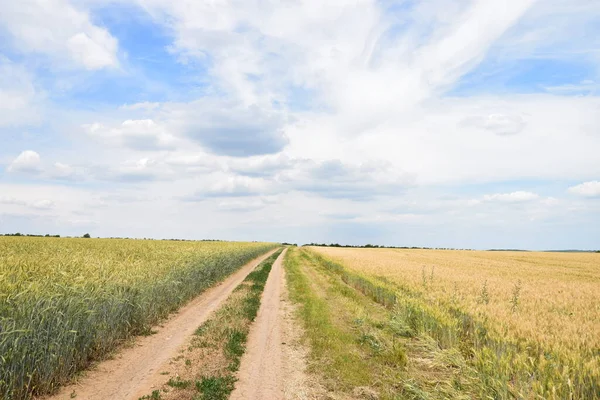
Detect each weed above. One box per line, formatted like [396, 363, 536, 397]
[510, 280, 522, 313]
[477, 280, 489, 305]
[224, 329, 247, 359]
[195, 376, 236, 400]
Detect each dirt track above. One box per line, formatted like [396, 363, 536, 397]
[43, 249, 278, 400]
[231, 248, 318, 400]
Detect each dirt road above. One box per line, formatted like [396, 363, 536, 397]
[43, 249, 278, 400]
[231, 248, 318, 400]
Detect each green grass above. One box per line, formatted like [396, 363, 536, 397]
[285, 248, 485, 400]
[194, 376, 236, 400]
[167, 377, 192, 389]
[284, 248, 397, 396]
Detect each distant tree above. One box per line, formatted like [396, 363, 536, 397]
[83, 233, 91, 238]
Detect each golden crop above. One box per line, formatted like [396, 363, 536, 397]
[311, 247, 600, 352]
[310, 247, 600, 398]
[0, 237, 277, 400]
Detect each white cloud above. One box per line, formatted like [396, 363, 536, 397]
[568, 181, 600, 198]
[482, 191, 539, 203]
[280, 159, 414, 201]
[92, 157, 173, 182]
[228, 153, 298, 177]
[217, 197, 277, 212]
[0, 196, 54, 210]
[0, 0, 118, 70]
[83, 120, 178, 151]
[7, 151, 42, 173]
[137, 0, 534, 121]
[184, 176, 269, 200]
[67, 31, 118, 70]
[0, 58, 44, 127]
[461, 113, 527, 136]
[50, 163, 76, 179]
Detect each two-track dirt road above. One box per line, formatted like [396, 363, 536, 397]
[230, 249, 288, 399]
[43, 249, 278, 400]
[231, 248, 318, 400]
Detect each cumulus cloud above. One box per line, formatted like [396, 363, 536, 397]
[482, 191, 539, 203]
[7, 151, 42, 173]
[170, 101, 289, 156]
[568, 181, 600, 198]
[83, 120, 178, 151]
[0, 0, 118, 70]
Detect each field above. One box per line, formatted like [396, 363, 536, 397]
[0, 237, 277, 400]
[2, 238, 599, 400]
[300, 246, 600, 399]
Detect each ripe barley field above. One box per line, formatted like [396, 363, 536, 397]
[0, 237, 277, 400]
[309, 247, 600, 399]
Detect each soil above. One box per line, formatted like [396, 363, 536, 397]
[231, 249, 325, 400]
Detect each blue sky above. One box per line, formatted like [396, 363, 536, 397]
[0, 0, 599, 249]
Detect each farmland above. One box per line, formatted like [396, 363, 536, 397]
[2, 238, 598, 400]
[0, 237, 277, 400]
[296, 246, 600, 399]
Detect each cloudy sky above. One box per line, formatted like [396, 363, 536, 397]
[1, 0, 599, 249]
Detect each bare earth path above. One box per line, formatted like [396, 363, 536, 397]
[42, 249, 278, 400]
[231, 249, 320, 400]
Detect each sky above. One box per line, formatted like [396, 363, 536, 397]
[0, 0, 599, 250]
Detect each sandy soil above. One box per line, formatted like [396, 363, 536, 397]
[231, 249, 323, 400]
[42, 249, 278, 400]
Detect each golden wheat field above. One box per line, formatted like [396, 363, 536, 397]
[308, 247, 600, 398]
[311, 247, 600, 353]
